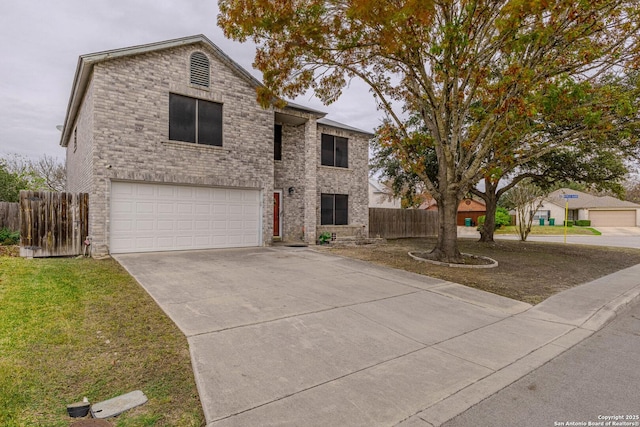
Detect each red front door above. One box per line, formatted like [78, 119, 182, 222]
[273, 192, 280, 237]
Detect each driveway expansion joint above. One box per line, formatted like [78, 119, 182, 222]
[186, 289, 425, 338]
[115, 249, 640, 427]
[207, 346, 430, 424]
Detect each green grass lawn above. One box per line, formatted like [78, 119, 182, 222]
[0, 255, 205, 426]
[495, 225, 600, 235]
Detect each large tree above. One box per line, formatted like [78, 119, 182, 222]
[472, 73, 640, 242]
[219, 0, 640, 262]
[625, 177, 640, 203]
[375, 44, 640, 246]
[0, 161, 30, 202]
[3, 154, 66, 192]
[474, 147, 632, 242]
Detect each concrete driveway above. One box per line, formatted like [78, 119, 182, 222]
[114, 246, 640, 426]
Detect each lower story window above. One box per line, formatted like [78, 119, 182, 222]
[321, 194, 348, 225]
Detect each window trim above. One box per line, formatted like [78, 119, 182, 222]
[321, 133, 348, 168]
[169, 93, 223, 147]
[321, 193, 349, 225]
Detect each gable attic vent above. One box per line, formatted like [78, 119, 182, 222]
[190, 52, 210, 87]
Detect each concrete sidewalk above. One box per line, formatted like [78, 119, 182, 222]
[114, 247, 640, 427]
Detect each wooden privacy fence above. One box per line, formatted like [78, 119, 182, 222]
[0, 202, 19, 230]
[19, 191, 89, 257]
[369, 208, 438, 238]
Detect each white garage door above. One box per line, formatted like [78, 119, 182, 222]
[110, 182, 261, 254]
[589, 210, 636, 227]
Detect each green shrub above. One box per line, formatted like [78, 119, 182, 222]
[495, 207, 511, 228]
[563, 220, 574, 227]
[575, 220, 591, 226]
[0, 228, 20, 245]
[318, 231, 332, 244]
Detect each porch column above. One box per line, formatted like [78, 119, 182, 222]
[303, 118, 318, 244]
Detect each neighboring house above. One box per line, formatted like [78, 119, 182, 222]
[455, 198, 487, 226]
[423, 197, 487, 226]
[60, 35, 372, 256]
[368, 179, 401, 208]
[533, 188, 640, 227]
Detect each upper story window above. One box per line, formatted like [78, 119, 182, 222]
[169, 93, 222, 146]
[321, 133, 348, 168]
[190, 52, 210, 88]
[274, 124, 282, 160]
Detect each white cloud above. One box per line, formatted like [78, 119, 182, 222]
[0, 1, 382, 160]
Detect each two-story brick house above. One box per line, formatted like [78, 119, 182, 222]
[60, 35, 371, 255]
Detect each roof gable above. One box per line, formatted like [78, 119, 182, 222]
[546, 188, 640, 209]
[59, 35, 330, 147]
[61, 35, 265, 147]
[458, 198, 486, 212]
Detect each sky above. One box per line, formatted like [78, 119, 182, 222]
[0, 0, 382, 162]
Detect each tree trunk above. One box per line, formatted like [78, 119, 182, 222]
[430, 190, 463, 263]
[478, 178, 498, 243]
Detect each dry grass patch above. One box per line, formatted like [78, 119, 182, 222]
[0, 256, 204, 426]
[328, 238, 640, 305]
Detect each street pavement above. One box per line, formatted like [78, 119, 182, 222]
[459, 226, 640, 249]
[442, 299, 640, 427]
[114, 245, 640, 427]
[497, 227, 640, 249]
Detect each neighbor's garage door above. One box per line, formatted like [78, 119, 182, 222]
[110, 182, 261, 254]
[588, 210, 636, 227]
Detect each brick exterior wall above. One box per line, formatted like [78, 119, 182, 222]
[66, 43, 274, 255]
[316, 124, 370, 239]
[274, 122, 307, 242]
[65, 78, 95, 194]
[64, 79, 96, 246]
[273, 112, 374, 244]
[63, 38, 370, 254]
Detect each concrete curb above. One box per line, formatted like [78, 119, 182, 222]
[115, 249, 640, 427]
[407, 343, 570, 426]
[397, 266, 640, 427]
[580, 285, 640, 332]
[408, 251, 498, 269]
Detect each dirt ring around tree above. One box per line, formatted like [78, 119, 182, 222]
[408, 251, 499, 269]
